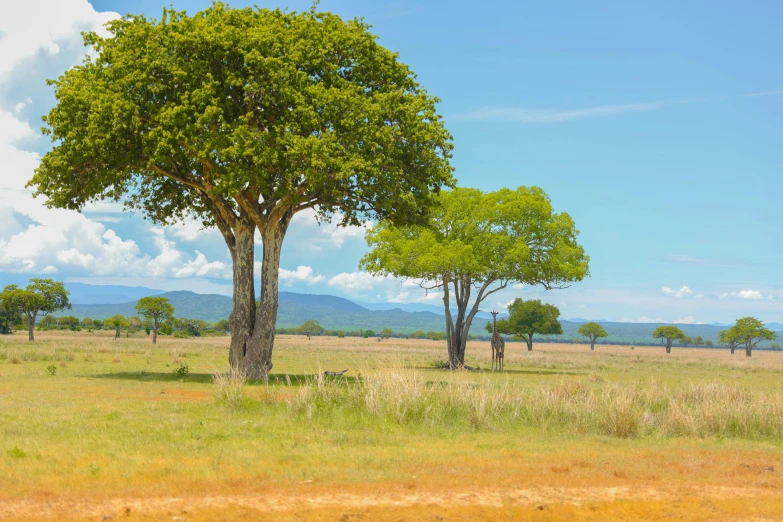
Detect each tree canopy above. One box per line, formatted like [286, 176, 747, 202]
[107, 315, 129, 339]
[0, 280, 71, 341]
[135, 296, 175, 344]
[652, 326, 686, 354]
[496, 299, 563, 352]
[718, 328, 741, 354]
[298, 320, 324, 340]
[727, 317, 776, 357]
[577, 322, 608, 350]
[362, 186, 588, 367]
[30, 3, 453, 379]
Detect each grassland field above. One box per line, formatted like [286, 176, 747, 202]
[0, 331, 781, 521]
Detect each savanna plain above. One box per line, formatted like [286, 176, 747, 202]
[1, 332, 781, 521]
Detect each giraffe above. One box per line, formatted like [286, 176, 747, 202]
[490, 311, 505, 370]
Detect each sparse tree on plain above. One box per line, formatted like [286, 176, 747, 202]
[496, 299, 563, 352]
[362, 187, 588, 369]
[652, 326, 686, 354]
[578, 322, 608, 351]
[30, 4, 453, 379]
[0, 280, 71, 341]
[107, 315, 129, 340]
[718, 329, 741, 355]
[298, 320, 324, 340]
[727, 317, 776, 357]
[81, 317, 94, 329]
[380, 328, 393, 339]
[135, 296, 175, 344]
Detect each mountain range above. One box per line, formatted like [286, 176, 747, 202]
[34, 282, 782, 347]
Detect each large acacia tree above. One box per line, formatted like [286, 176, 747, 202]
[362, 186, 589, 368]
[31, 4, 453, 379]
[0, 280, 71, 341]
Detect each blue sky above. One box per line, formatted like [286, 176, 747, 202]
[1, 0, 781, 323]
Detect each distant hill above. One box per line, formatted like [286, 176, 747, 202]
[54, 289, 782, 348]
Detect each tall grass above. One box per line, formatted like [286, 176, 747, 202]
[282, 366, 782, 439]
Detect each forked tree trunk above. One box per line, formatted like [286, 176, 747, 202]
[228, 221, 286, 380]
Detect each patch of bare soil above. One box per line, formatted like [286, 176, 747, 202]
[1, 485, 780, 521]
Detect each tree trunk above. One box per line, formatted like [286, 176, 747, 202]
[27, 314, 35, 342]
[590, 341, 595, 350]
[228, 221, 287, 380]
[666, 341, 672, 354]
[746, 342, 752, 357]
[527, 333, 533, 351]
[730, 345, 735, 355]
[152, 319, 158, 345]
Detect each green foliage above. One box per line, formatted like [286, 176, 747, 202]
[173, 364, 189, 377]
[297, 320, 325, 339]
[6, 447, 26, 459]
[653, 326, 686, 353]
[46, 365, 57, 376]
[727, 317, 776, 356]
[81, 317, 94, 328]
[0, 279, 71, 338]
[135, 297, 175, 327]
[58, 316, 80, 330]
[172, 329, 191, 339]
[107, 315, 129, 338]
[362, 186, 588, 365]
[159, 322, 173, 335]
[212, 319, 231, 333]
[380, 328, 393, 339]
[577, 322, 608, 341]
[496, 299, 562, 350]
[31, 2, 453, 241]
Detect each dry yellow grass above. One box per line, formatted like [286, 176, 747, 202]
[0, 331, 781, 520]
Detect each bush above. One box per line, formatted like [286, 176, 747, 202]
[172, 329, 191, 339]
[173, 364, 189, 377]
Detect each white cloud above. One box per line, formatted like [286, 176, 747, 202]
[624, 316, 665, 324]
[167, 217, 221, 242]
[673, 316, 701, 324]
[328, 271, 384, 293]
[279, 265, 325, 286]
[0, 0, 119, 77]
[718, 289, 764, 300]
[174, 251, 231, 279]
[736, 290, 763, 300]
[661, 285, 693, 298]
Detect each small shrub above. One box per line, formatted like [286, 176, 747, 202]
[6, 447, 26, 459]
[173, 364, 189, 377]
[173, 330, 191, 339]
[46, 365, 57, 376]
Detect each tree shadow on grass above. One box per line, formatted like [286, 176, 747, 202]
[415, 366, 582, 377]
[89, 371, 359, 386]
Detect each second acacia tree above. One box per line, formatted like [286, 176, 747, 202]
[362, 186, 588, 368]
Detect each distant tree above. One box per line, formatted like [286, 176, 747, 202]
[107, 315, 129, 339]
[174, 318, 208, 337]
[40, 315, 57, 327]
[380, 328, 393, 339]
[159, 322, 173, 336]
[93, 319, 104, 330]
[704, 340, 714, 348]
[362, 186, 589, 369]
[135, 297, 175, 344]
[128, 316, 143, 331]
[496, 299, 562, 352]
[728, 317, 776, 357]
[81, 317, 94, 329]
[681, 335, 692, 347]
[59, 316, 80, 330]
[652, 326, 686, 354]
[718, 329, 740, 355]
[298, 320, 324, 340]
[691, 335, 704, 347]
[771, 342, 781, 351]
[0, 280, 71, 341]
[337, 330, 345, 339]
[364, 329, 376, 339]
[212, 319, 231, 334]
[0, 295, 22, 335]
[425, 331, 445, 341]
[411, 330, 426, 339]
[577, 322, 608, 351]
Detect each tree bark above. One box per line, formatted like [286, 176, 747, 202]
[527, 333, 533, 351]
[152, 319, 158, 345]
[590, 339, 595, 351]
[26, 313, 35, 342]
[745, 342, 752, 357]
[227, 220, 287, 380]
